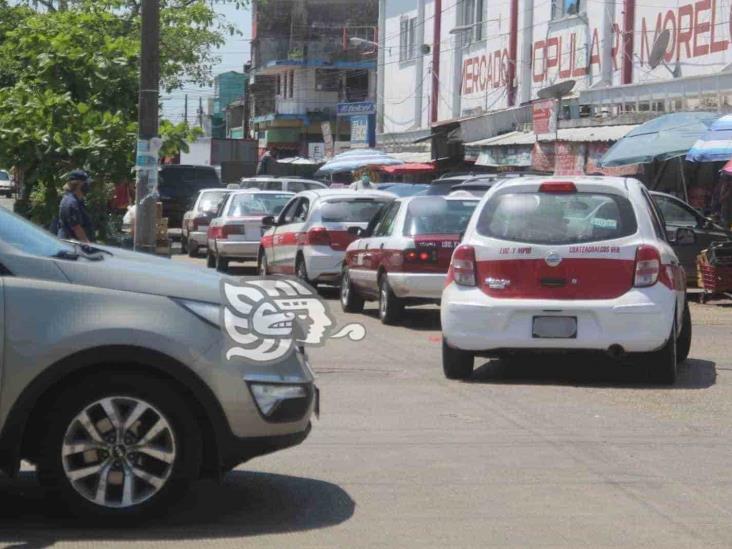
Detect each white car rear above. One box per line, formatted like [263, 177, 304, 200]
[441, 177, 691, 384]
[259, 189, 395, 284]
[181, 188, 231, 257]
[207, 190, 293, 272]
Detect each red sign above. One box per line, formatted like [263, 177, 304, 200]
[533, 100, 557, 136]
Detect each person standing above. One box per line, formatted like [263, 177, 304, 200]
[57, 169, 94, 243]
[349, 174, 374, 190]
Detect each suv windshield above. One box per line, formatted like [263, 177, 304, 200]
[476, 192, 638, 245]
[228, 193, 292, 216]
[321, 199, 390, 223]
[0, 206, 76, 257]
[404, 198, 477, 236]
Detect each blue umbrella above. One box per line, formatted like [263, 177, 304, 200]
[600, 112, 719, 167]
[687, 114, 732, 162]
[315, 151, 403, 176]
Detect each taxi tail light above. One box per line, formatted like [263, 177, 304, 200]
[191, 216, 208, 231]
[222, 225, 244, 239]
[447, 245, 477, 287]
[208, 226, 223, 240]
[305, 226, 331, 247]
[634, 245, 661, 287]
[539, 181, 577, 193]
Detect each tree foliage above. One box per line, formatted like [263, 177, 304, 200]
[0, 0, 249, 236]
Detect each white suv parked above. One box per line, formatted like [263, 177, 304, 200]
[441, 177, 693, 384]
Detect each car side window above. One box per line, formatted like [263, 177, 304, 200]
[304, 182, 324, 190]
[655, 196, 700, 227]
[278, 198, 300, 225]
[374, 202, 400, 237]
[288, 181, 306, 193]
[264, 181, 283, 191]
[641, 189, 667, 240]
[293, 198, 310, 222]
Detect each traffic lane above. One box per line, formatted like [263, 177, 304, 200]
[298, 296, 732, 546]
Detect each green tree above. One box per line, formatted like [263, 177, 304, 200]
[0, 0, 249, 239]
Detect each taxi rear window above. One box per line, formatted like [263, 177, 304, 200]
[476, 192, 637, 245]
[321, 199, 390, 223]
[403, 198, 477, 236]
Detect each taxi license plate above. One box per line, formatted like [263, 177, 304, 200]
[532, 316, 577, 339]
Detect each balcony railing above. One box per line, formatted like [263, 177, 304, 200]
[253, 26, 377, 69]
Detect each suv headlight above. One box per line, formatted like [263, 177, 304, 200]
[174, 298, 220, 328]
[248, 383, 309, 421]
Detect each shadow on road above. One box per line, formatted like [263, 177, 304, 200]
[469, 356, 716, 389]
[0, 470, 355, 546]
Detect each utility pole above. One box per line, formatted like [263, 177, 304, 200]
[133, 0, 160, 254]
[184, 94, 188, 126]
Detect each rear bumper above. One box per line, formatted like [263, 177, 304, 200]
[441, 284, 676, 353]
[305, 247, 345, 283]
[216, 240, 260, 259]
[388, 272, 446, 299]
[188, 231, 209, 249]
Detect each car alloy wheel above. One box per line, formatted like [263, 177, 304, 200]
[61, 396, 176, 509]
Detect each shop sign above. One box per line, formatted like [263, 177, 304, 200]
[351, 115, 370, 148]
[533, 99, 557, 138]
[337, 101, 376, 116]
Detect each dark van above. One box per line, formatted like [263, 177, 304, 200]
[158, 165, 221, 227]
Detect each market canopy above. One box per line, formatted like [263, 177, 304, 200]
[687, 114, 732, 162]
[600, 112, 719, 167]
[276, 156, 323, 165]
[379, 162, 435, 174]
[315, 150, 404, 175]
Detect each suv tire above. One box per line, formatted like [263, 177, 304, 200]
[37, 372, 202, 522]
[442, 339, 474, 380]
[340, 268, 364, 313]
[647, 315, 678, 385]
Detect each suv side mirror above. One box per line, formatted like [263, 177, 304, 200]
[347, 226, 364, 237]
[262, 215, 277, 227]
[670, 227, 696, 245]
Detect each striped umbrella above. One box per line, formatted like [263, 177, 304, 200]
[687, 114, 732, 162]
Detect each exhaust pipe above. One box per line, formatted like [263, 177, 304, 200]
[607, 344, 626, 360]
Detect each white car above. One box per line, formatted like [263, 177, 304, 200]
[258, 189, 395, 284]
[240, 176, 328, 193]
[181, 188, 231, 257]
[207, 190, 294, 272]
[0, 170, 14, 198]
[441, 177, 693, 384]
[341, 195, 479, 323]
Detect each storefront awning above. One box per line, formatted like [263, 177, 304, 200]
[468, 125, 640, 149]
[468, 131, 537, 147]
[380, 162, 435, 174]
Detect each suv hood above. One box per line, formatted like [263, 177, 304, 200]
[54, 245, 224, 304]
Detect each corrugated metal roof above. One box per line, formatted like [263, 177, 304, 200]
[549, 124, 639, 142]
[467, 124, 639, 147]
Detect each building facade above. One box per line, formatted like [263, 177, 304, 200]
[249, 0, 379, 158]
[379, 0, 732, 175]
[210, 71, 248, 139]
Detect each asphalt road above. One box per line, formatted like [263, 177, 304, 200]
[1, 255, 732, 547]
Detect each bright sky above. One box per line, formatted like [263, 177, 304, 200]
[161, 2, 251, 124]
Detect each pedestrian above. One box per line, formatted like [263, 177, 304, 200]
[350, 174, 374, 191]
[256, 147, 276, 176]
[57, 169, 94, 243]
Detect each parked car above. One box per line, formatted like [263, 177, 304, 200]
[341, 195, 479, 323]
[425, 174, 479, 196]
[441, 177, 693, 384]
[258, 189, 395, 284]
[207, 190, 294, 272]
[158, 165, 222, 228]
[449, 180, 497, 197]
[0, 206, 316, 520]
[650, 191, 732, 285]
[375, 183, 429, 197]
[240, 177, 327, 193]
[181, 188, 232, 257]
[0, 170, 14, 198]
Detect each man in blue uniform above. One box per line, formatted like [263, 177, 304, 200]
[57, 169, 94, 242]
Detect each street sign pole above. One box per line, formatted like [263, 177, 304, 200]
[134, 0, 161, 254]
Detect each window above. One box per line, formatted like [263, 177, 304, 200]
[228, 193, 293, 217]
[552, 0, 581, 19]
[476, 192, 638, 245]
[321, 198, 391, 223]
[263, 181, 284, 191]
[0, 206, 76, 258]
[293, 198, 310, 222]
[288, 181, 306, 193]
[283, 72, 287, 98]
[304, 182, 326, 190]
[475, 0, 485, 41]
[279, 198, 300, 225]
[197, 190, 229, 213]
[641, 189, 667, 240]
[289, 70, 295, 98]
[374, 202, 401, 237]
[403, 198, 478, 236]
[653, 195, 700, 227]
[315, 69, 340, 91]
[276, 74, 281, 96]
[399, 16, 417, 62]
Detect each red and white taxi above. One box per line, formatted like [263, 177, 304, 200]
[441, 177, 693, 384]
[341, 195, 479, 323]
[258, 189, 395, 284]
